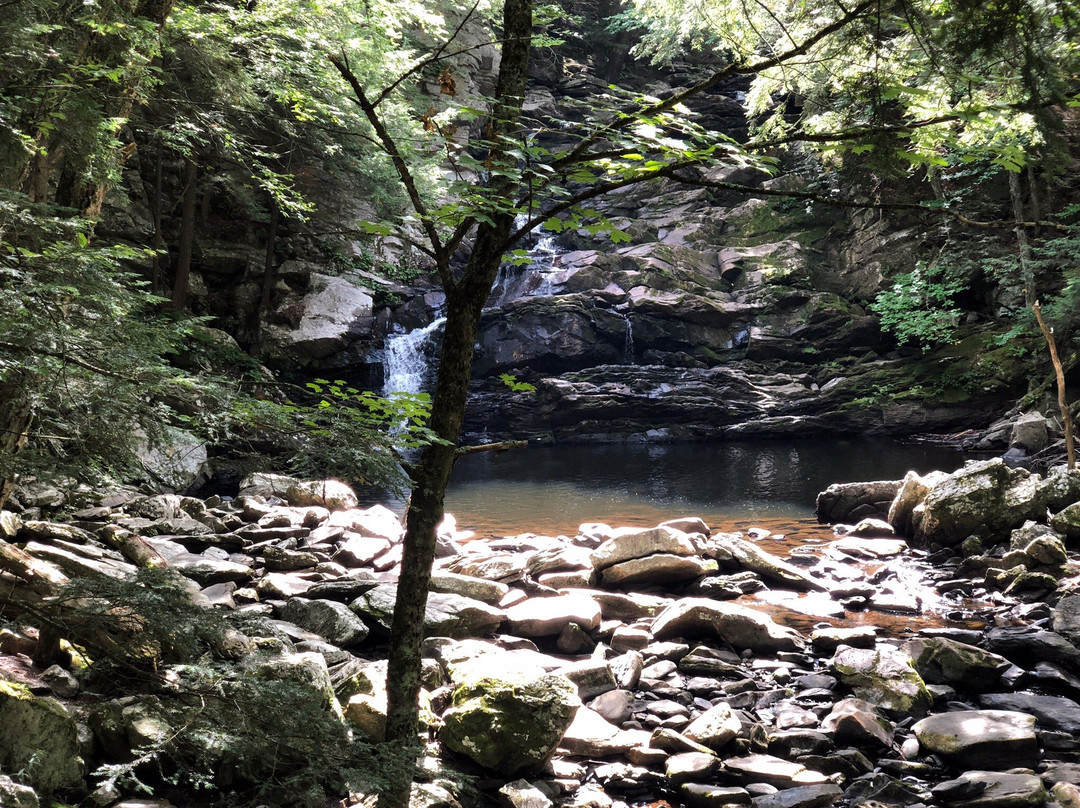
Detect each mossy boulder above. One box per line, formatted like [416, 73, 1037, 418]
[440, 657, 580, 775]
[0, 680, 84, 795]
[902, 637, 1010, 691]
[831, 644, 931, 718]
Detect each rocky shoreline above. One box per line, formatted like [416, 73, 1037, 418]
[3, 459, 1080, 808]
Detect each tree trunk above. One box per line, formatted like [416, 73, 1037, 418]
[171, 157, 198, 310]
[1009, 169, 1035, 306]
[1033, 301, 1076, 469]
[0, 369, 35, 509]
[377, 0, 532, 803]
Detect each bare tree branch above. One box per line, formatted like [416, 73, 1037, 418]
[328, 53, 455, 288]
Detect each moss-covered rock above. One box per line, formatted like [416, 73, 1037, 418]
[831, 644, 931, 718]
[440, 659, 580, 775]
[0, 680, 84, 795]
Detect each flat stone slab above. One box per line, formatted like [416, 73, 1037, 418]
[752, 784, 843, 808]
[559, 707, 651, 757]
[505, 593, 602, 637]
[912, 710, 1037, 768]
[942, 772, 1047, 808]
[723, 754, 829, 788]
[651, 598, 804, 653]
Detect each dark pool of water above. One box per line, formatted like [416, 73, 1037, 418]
[443, 439, 971, 537]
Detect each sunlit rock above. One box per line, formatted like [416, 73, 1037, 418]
[912, 710, 1037, 767]
[440, 655, 580, 775]
[505, 593, 602, 637]
[351, 584, 505, 639]
[821, 697, 894, 748]
[830, 644, 930, 718]
[651, 598, 804, 653]
[600, 553, 715, 587]
[902, 636, 1010, 691]
[590, 525, 696, 569]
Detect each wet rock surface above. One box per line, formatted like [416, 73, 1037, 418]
[4, 462, 1080, 806]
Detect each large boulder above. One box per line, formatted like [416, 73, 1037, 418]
[285, 480, 358, 511]
[816, 480, 901, 524]
[267, 273, 373, 360]
[651, 598, 804, 652]
[351, 585, 505, 639]
[282, 597, 370, 648]
[913, 459, 1048, 546]
[505, 594, 602, 637]
[902, 637, 1010, 691]
[912, 710, 1037, 768]
[0, 680, 85, 795]
[888, 470, 949, 535]
[590, 525, 696, 569]
[440, 654, 581, 775]
[830, 644, 930, 718]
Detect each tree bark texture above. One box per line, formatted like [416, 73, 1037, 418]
[171, 157, 198, 309]
[377, 0, 532, 804]
[0, 368, 35, 509]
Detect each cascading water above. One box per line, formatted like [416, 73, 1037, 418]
[622, 312, 635, 365]
[383, 316, 446, 395]
[487, 215, 564, 308]
[384, 217, 571, 397]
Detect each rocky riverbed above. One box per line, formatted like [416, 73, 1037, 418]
[4, 458, 1080, 808]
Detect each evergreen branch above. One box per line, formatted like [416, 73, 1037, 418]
[0, 340, 153, 382]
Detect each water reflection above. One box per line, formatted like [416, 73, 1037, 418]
[443, 439, 969, 537]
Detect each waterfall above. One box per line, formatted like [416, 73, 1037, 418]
[623, 313, 636, 365]
[486, 215, 564, 308]
[383, 317, 446, 395]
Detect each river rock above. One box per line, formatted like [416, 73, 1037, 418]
[977, 692, 1080, 734]
[590, 525, 696, 569]
[440, 656, 580, 775]
[651, 598, 804, 652]
[282, 597, 370, 648]
[935, 772, 1046, 808]
[913, 460, 1047, 546]
[752, 784, 842, 808]
[912, 710, 1037, 767]
[680, 784, 752, 808]
[816, 480, 900, 524]
[830, 644, 930, 717]
[711, 534, 826, 591]
[505, 593, 601, 637]
[1051, 501, 1080, 541]
[285, 480, 358, 511]
[683, 702, 742, 751]
[982, 625, 1080, 671]
[0, 680, 85, 794]
[430, 571, 509, 604]
[820, 697, 894, 748]
[560, 706, 651, 757]
[723, 754, 830, 788]
[600, 553, 714, 587]
[902, 636, 1010, 690]
[351, 585, 505, 638]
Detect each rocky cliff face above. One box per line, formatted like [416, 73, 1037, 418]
[99, 4, 1024, 446]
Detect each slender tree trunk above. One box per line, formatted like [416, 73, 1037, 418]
[377, 0, 532, 804]
[171, 157, 198, 310]
[1033, 302, 1076, 469]
[1009, 170, 1035, 306]
[260, 199, 280, 314]
[0, 369, 35, 509]
[151, 136, 165, 294]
